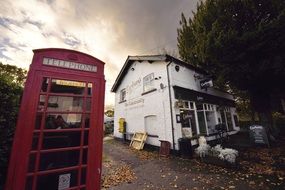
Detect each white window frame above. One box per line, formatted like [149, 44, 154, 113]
[143, 73, 155, 92]
[120, 88, 126, 102]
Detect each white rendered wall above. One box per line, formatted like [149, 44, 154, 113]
[169, 63, 233, 99]
[113, 61, 173, 147]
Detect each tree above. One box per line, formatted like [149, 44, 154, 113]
[0, 63, 26, 188]
[177, 0, 285, 129]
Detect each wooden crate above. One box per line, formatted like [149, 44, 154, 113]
[130, 132, 148, 150]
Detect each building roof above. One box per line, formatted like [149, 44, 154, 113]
[111, 54, 208, 92]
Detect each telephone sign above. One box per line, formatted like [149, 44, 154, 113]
[5, 48, 105, 190]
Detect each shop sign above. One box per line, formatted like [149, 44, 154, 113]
[125, 98, 144, 107]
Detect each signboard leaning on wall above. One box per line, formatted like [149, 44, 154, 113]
[249, 125, 270, 148]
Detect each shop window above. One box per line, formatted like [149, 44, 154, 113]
[196, 103, 203, 110]
[143, 73, 155, 92]
[206, 111, 216, 134]
[226, 112, 233, 131]
[190, 102, 194, 109]
[180, 110, 197, 137]
[197, 111, 207, 134]
[233, 115, 239, 127]
[120, 88, 126, 102]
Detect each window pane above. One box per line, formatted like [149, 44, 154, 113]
[39, 150, 80, 171]
[47, 96, 83, 112]
[45, 114, 82, 129]
[50, 79, 85, 95]
[36, 170, 78, 190]
[42, 131, 81, 149]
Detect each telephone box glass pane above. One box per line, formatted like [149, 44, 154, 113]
[31, 133, 39, 150]
[42, 131, 81, 149]
[84, 115, 90, 128]
[86, 98, 91, 111]
[41, 77, 49, 93]
[50, 79, 85, 95]
[45, 114, 82, 129]
[25, 176, 33, 190]
[36, 170, 78, 190]
[82, 148, 88, 165]
[38, 95, 46, 112]
[87, 83, 92, 95]
[28, 153, 36, 172]
[47, 96, 83, 112]
[83, 131, 89, 146]
[39, 150, 80, 171]
[35, 113, 43, 129]
[81, 168, 86, 185]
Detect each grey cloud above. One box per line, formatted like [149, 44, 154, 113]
[63, 32, 81, 47]
[76, 0, 198, 54]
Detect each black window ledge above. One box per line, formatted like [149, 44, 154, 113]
[141, 88, 157, 96]
[119, 100, 126, 104]
[147, 134, 159, 138]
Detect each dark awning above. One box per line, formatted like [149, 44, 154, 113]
[173, 86, 235, 107]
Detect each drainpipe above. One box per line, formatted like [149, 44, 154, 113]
[166, 61, 176, 151]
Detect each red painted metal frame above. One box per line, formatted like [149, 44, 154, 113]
[5, 48, 105, 190]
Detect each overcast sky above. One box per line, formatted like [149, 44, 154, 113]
[0, 0, 199, 107]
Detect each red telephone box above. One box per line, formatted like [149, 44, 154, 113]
[5, 48, 105, 190]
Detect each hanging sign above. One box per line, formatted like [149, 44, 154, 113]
[200, 78, 213, 89]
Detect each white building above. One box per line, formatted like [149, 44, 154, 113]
[111, 55, 240, 150]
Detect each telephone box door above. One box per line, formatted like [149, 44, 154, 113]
[5, 49, 105, 190]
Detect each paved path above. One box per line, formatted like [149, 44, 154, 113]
[102, 138, 284, 190]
